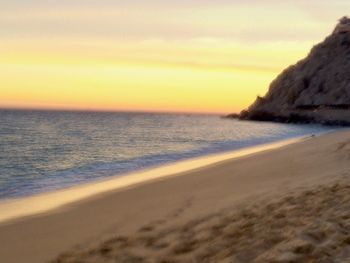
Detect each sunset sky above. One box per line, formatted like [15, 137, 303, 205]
[0, 1, 347, 113]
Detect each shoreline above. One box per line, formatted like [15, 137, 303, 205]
[1, 129, 349, 263]
[0, 135, 307, 224]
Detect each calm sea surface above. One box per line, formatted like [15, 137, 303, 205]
[0, 110, 333, 199]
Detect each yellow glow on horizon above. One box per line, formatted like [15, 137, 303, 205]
[0, 38, 314, 113]
[0, 62, 274, 113]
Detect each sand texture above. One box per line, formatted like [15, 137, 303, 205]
[53, 181, 350, 263]
[0, 130, 350, 262]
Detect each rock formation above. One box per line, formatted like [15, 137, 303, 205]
[238, 16, 350, 126]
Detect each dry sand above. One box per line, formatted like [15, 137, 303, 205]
[1, 130, 350, 263]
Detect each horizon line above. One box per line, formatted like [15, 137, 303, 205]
[0, 106, 237, 116]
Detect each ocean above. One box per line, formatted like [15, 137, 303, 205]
[0, 109, 333, 200]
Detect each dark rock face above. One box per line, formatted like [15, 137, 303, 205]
[239, 17, 350, 126]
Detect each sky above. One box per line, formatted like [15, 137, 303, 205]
[0, 1, 348, 113]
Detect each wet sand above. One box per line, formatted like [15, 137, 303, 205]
[1, 130, 350, 263]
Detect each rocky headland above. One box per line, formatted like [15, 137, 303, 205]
[237, 16, 350, 126]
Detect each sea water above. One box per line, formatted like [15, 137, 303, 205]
[0, 109, 333, 199]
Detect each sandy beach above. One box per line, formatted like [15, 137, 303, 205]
[1, 130, 350, 263]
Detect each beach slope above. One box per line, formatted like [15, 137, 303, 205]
[0, 131, 350, 262]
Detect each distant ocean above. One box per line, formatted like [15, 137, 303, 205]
[0, 109, 334, 199]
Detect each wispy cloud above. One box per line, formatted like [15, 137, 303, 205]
[0, 1, 343, 42]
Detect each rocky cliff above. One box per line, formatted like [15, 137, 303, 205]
[239, 17, 350, 126]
